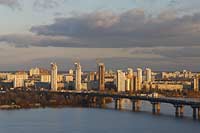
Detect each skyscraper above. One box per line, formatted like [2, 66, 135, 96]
[193, 76, 199, 92]
[98, 63, 105, 91]
[137, 68, 143, 91]
[146, 68, 152, 83]
[127, 68, 134, 92]
[117, 70, 126, 92]
[74, 62, 82, 90]
[51, 63, 58, 91]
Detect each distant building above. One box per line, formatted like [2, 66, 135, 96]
[51, 63, 58, 91]
[13, 72, 28, 88]
[126, 68, 134, 92]
[137, 68, 143, 90]
[116, 70, 126, 92]
[89, 72, 95, 81]
[192, 76, 200, 92]
[125, 78, 130, 91]
[29, 67, 40, 76]
[98, 63, 105, 91]
[146, 68, 152, 83]
[57, 74, 64, 82]
[150, 83, 183, 91]
[40, 74, 51, 83]
[63, 74, 73, 82]
[74, 62, 82, 90]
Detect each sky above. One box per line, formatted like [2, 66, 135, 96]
[0, 0, 200, 71]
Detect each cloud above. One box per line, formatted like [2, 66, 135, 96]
[152, 47, 200, 58]
[1, 9, 200, 48]
[0, 34, 82, 47]
[33, 0, 64, 10]
[0, 0, 20, 9]
[30, 9, 200, 48]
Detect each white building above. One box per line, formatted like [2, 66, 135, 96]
[13, 72, 28, 88]
[40, 74, 51, 83]
[117, 70, 126, 92]
[137, 68, 143, 90]
[51, 63, 58, 91]
[193, 76, 199, 92]
[127, 68, 134, 92]
[146, 68, 152, 83]
[29, 67, 40, 76]
[74, 62, 82, 90]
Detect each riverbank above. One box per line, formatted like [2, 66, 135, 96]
[0, 91, 112, 110]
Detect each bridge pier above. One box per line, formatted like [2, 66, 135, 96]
[180, 105, 184, 118]
[100, 98, 106, 108]
[174, 105, 180, 117]
[132, 100, 141, 112]
[151, 102, 160, 114]
[119, 99, 122, 110]
[114, 99, 118, 110]
[192, 107, 197, 120]
[152, 103, 156, 114]
[198, 108, 200, 120]
[157, 103, 161, 114]
[114, 98, 122, 110]
[132, 100, 136, 111]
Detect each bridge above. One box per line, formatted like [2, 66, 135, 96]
[42, 91, 200, 120]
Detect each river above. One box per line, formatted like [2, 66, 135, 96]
[0, 100, 200, 133]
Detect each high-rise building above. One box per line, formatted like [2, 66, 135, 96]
[125, 78, 130, 91]
[51, 63, 58, 91]
[117, 70, 126, 92]
[89, 72, 95, 81]
[146, 68, 152, 83]
[137, 68, 143, 91]
[127, 68, 134, 92]
[98, 63, 105, 91]
[193, 76, 200, 92]
[74, 62, 82, 90]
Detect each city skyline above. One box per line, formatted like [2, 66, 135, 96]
[1, 0, 200, 71]
[1, 1, 200, 132]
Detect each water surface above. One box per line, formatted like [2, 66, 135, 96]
[0, 101, 199, 133]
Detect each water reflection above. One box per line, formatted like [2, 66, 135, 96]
[0, 102, 200, 133]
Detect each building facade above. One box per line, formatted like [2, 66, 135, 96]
[51, 63, 58, 91]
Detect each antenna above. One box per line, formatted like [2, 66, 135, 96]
[73, 57, 80, 64]
[96, 58, 102, 65]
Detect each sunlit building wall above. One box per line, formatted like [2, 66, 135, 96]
[98, 63, 105, 91]
[74, 62, 82, 90]
[51, 63, 58, 91]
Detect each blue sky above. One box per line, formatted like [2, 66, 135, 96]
[0, 0, 200, 71]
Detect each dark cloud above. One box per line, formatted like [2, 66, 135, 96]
[0, 0, 20, 9]
[30, 9, 200, 48]
[1, 9, 200, 48]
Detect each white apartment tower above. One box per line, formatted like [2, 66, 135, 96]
[117, 70, 126, 92]
[193, 76, 199, 92]
[98, 63, 105, 91]
[127, 68, 134, 92]
[146, 68, 152, 83]
[137, 68, 143, 90]
[74, 62, 82, 90]
[51, 63, 58, 91]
